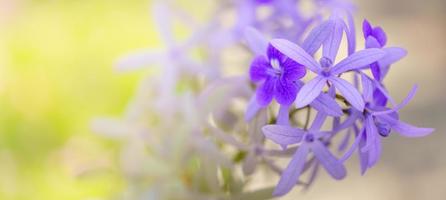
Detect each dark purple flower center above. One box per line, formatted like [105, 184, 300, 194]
[304, 134, 315, 143]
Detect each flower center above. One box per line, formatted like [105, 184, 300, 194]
[319, 57, 332, 77]
[269, 58, 283, 77]
[304, 133, 315, 143]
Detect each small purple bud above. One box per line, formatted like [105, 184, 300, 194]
[375, 122, 391, 137]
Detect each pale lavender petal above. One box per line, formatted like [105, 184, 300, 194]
[330, 77, 365, 111]
[250, 56, 270, 82]
[262, 125, 305, 147]
[379, 115, 434, 137]
[323, 17, 345, 62]
[362, 115, 378, 152]
[338, 128, 352, 151]
[303, 163, 320, 190]
[377, 47, 408, 67]
[245, 95, 263, 122]
[365, 36, 381, 49]
[295, 76, 327, 108]
[309, 112, 327, 132]
[244, 27, 269, 55]
[372, 85, 418, 116]
[243, 150, 258, 175]
[391, 121, 434, 138]
[273, 145, 310, 196]
[334, 109, 361, 132]
[275, 78, 298, 105]
[331, 48, 386, 75]
[152, 2, 175, 47]
[256, 77, 276, 106]
[270, 39, 321, 73]
[346, 11, 356, 55]
[311, 141, 346, 180]
[358, 130, 369, 175]
[367, 135, 381, 168]
[302, 20, 335, 56]
[277, 105, 290, 126]
[115, 51, 165, 72]
[311, 93, 343, 117]
[361, 73, 374, 101]
[340, 128, 363, 162]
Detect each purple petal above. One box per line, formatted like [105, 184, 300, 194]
[295, 76, 327, 108]
[358, 130, 369, 175]
[340, 128, 363, 162]
[334, 109, 361, 131]
[365, 36, 381, 49]
[273, 145, 310, 196]
[331, 48, 386, 75]
[373, 88, 388, 106]
[362, 19, 373, 39]
[309, 112, 327, 132]
[244, 27, 269, 56]
[277, 105, 291, 126]
[362, 115, 378, 152]
[267, 44, 285, 61]
[323, 17, 345, 62]
[282, 60, 306, 81]
[329, 77, 365, 111]
[379, 115, 434, 138]
[270, 39, 321, 73]
[361, 73, 374, 101]
[338, 128, 351, 152]
[249, 56, 270, 82]
[262, 125, 305, 147]
[275, 78, 298, 105]
[256, 78, 276, 106]
[311, 141, 346, 180]
[245, 95, 263, 122]
[367, 134, 382, 168]
[372, 26, 387, 46]
[377, 47, 408, 67]
[346, 12, 356, 55]
[311, 93, 343, 117]
[391, 121, 434, 138]
[302, 20, 335, 56]
[372, 85, 418, 116]
[152, 2, 175, 47]
[370, 62, 381, 81]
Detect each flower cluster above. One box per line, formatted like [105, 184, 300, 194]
[95, 0, 434, 199]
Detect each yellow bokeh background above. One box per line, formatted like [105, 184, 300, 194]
[0, 0, 160, 199]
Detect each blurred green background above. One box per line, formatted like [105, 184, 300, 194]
[0, 0, 159, 199]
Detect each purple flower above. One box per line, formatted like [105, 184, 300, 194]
[262, 113, 346, 196]
[271, 38, 386, 111]
[249, 44, 306, 106]
[363, 20, 407, 81]
[340, 75, 434, 173]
